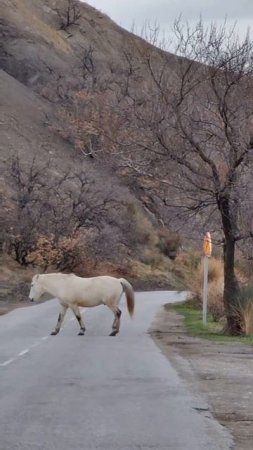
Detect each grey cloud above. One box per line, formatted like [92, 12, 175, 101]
[85, 1, 253, 37]
[86, 0, 253, 21]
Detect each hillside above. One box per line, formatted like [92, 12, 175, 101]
[0, 0, 184, 305]
[1, 0, 186, 224]
[0, 0, 178, 208]
[1, 0, 173, 99]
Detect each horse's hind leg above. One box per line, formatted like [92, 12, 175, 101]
[109, 307, 122, 336]
[51, 305, 68, 335]
[70, 305, 86, 335]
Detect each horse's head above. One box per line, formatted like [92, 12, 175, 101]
[29, 274, 44, 302]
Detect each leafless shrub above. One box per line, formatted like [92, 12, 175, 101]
[3, 156, 114, 267]
[55, 0, 81, 30]
[80, 45, 97, 89]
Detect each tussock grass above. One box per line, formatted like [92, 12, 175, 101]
[243, 304, 253, 336]
[174, 301, 253, 344]
[235, 284, 253, 336]
[171, 252, 253, 336]
[183, 256, 225, 321]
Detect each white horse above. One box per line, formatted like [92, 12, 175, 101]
[29, 273, 135, 336]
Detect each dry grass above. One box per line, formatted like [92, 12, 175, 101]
[242, 304, 253, 336]
[172, 251, 202, 286]
[177, 254, 225, 321]
[196, 259, 225, 321]
[0, 254, 34, 284]
[156, 229, 181, 259]
[183, 256, 253, 326]
[125, 202, 157, 246]
[195, 258, 224, 287]
[13, 0, 72, 54]
[206, 279, 225, 321]
[235, 284, 253, 336]
[140, 248, 173, 270]
[127, 258, 179, 289]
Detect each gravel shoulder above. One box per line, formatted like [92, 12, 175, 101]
[151, 305, 253, 450]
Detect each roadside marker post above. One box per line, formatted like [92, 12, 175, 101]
[202, 232, 212, 326]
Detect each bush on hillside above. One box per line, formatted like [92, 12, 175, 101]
[157, 228, 181, 260]
[27, 234, 82, 272]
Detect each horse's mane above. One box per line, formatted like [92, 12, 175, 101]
[41, 272, 75, 278]
[56, 273, 75, 277]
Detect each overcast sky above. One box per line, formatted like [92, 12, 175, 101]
[85, 0, 253, 46]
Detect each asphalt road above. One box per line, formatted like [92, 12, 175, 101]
[0, 291, 232, 450]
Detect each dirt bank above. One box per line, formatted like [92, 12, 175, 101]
[151, 306, 253, 450]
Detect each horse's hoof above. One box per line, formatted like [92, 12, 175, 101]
[78, 331, 85, 336]
[109, 331, 117, 336]
[51, 331, 58, 335]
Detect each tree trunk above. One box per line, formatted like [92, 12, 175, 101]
[223, 235, 241, 335]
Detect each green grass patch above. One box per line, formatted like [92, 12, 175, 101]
[172, 301, 253, 344]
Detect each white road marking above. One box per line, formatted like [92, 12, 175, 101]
[18, 349, 29, 357]
[0, 336, 48, 367]
[0, 358, 15, 367]
[1, 312, 80, 368]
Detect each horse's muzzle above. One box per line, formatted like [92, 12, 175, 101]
[30, 298, 34, 302]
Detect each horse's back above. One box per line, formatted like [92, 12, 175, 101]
[61, 274, 122, 306]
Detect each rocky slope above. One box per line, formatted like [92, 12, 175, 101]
[0, 1, 185, 300]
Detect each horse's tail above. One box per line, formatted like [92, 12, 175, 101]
[120, 278, 135, 317]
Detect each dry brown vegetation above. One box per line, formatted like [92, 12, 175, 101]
[187, 257, 225, 322]
[180, 254, 253, 335]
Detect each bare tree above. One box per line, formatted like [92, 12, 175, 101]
[121, 19, 253, 334]
[6, 156, 54, 264]
[55, 0, 81, 30]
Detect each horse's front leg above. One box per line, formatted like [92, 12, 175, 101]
[70, 305, 86, 335]
[51, 305, 68, 335]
